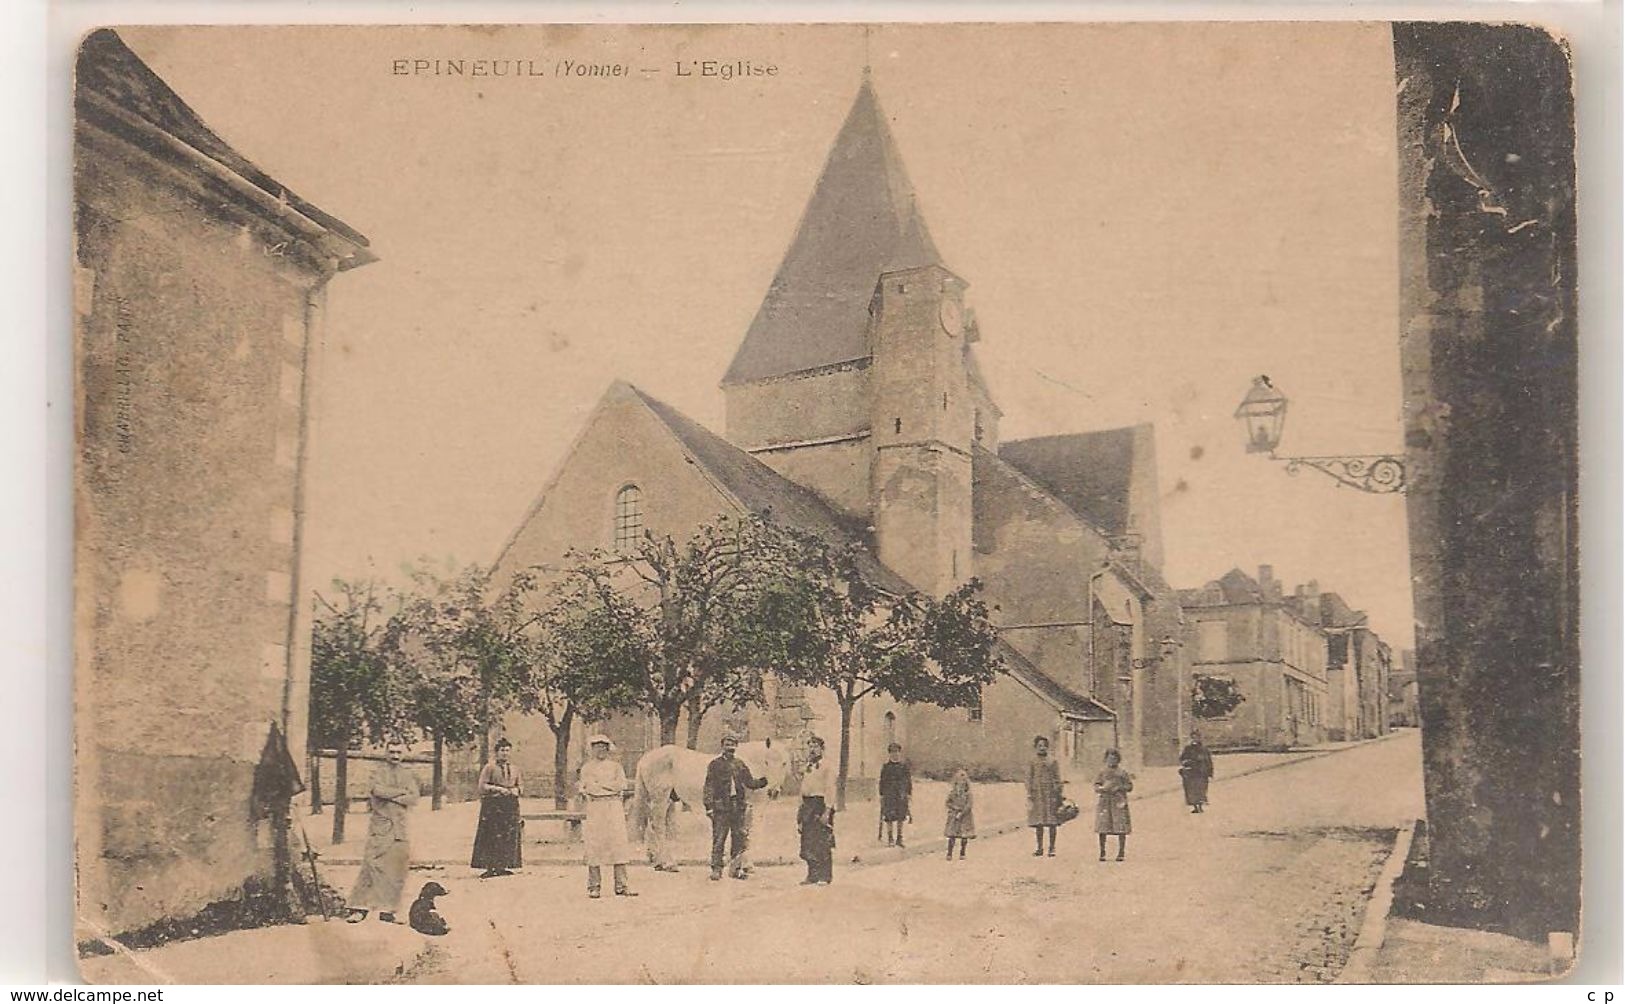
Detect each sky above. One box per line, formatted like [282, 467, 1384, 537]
[121, 22, 1415, 649]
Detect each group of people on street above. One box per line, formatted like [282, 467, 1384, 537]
[342, 728, 1220, 921]
[1022, 735, 1135, 861]
[1023, 731, 1217, 862]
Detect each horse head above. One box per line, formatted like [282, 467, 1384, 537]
[742, 738, 790, 799]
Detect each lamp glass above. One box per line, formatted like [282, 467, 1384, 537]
[1235, 378, 1288, 454]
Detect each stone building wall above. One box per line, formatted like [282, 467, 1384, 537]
[1393, 22, 1578, 939]
[74, 30, 372, 934]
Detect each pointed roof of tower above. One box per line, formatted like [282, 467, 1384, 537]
[722, 79, 944, 386]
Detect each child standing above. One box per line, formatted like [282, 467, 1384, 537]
[943, 768, 976, 860]
[878, 743, 913, 847]
[1093, 748, 1134, 862]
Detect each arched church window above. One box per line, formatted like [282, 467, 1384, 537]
[613, 485, 643, 553]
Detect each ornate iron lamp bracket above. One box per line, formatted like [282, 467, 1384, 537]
[1276, 454, 1407, 494]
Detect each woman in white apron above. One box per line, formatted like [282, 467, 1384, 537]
[576, 734, 638, 899]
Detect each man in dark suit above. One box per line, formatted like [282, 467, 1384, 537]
[703, 734, 767, 880]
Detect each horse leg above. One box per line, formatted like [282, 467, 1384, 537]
[659, 793, 679, 869]
[646, 787, 665, 868]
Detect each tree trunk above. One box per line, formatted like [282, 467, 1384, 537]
[836, 697, 855, 811]
[479, 685, 492, 766]
[309, 752, 322, 815]
[685, 694, 703, 750]
[658, 704, 681, 746]
[332, 741, 349, 844]
[431, 733, 444, 811]
[553, 708, 575, 809]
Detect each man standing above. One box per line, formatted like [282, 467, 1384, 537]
[347, 741, 419, 923]
[878, 743, 913, 847]
[577, 735, 638, 899]
[703, 734, 766, 881]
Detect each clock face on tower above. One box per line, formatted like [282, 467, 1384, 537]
[939, 298, 963, 338]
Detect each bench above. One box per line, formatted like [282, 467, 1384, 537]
[521, 808, 586, 839]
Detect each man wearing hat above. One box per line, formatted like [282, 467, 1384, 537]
[702, 733, 767, 881]
[576, 734, 638, 899]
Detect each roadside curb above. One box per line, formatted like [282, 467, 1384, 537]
[1334, 818, 1417, 983]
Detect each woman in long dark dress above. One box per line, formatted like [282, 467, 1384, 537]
[1178, 731, 1215, 813]
[471, 738, 523, 877]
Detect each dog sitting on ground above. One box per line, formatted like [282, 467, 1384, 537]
[408, 881, 449, 936]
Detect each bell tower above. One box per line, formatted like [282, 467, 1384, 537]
[868, 263, 975, 597]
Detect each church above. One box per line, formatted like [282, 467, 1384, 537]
[495, 78, 1191, 791]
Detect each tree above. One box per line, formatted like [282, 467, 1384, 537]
[405, 563, 538, 765]
[518, 575, 648, 806]
[1192, 675, 1246, 719]
[760, 533, 1005, 809]
[309, 579, 410, 843]
[391, 620, 482, 812]
[556, 514, 796, 746]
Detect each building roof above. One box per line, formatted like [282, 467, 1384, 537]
[998, 427, 1139, 537]
[626, 387, 1114, 723]
[627, 385, 913, 595]
[995, 638, 1115, 722]
[1178, 567, 1265, 607]
[971, 445, 1125, 562]
[722, 79, 944, 386]
[1319, 591, 1368, 629]
[76, 29, 374, 269]
[964, 344, 1003, 416]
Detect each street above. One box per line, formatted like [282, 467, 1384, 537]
[350, 731, 1423, 984]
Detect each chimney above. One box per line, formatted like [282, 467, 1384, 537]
[1259, 565, 1280, 601]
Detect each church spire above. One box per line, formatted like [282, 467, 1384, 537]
[722, 76, 945, 387]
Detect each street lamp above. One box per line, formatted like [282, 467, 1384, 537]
[1233, 376, 1407, 494]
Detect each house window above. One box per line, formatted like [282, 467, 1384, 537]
[894, 417, 902, 434]
[613, 485, 643, 553]
[967, 687, 983, 722]
[1328, 634, 1349, 667]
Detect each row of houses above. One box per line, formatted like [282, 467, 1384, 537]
[1177, 566, 1398, 751]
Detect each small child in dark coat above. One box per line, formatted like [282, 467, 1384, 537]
[408, 881, 450, 936]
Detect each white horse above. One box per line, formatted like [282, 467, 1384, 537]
[632, 740, 789, 871]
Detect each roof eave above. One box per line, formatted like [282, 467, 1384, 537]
[80, 90, 376, 272]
